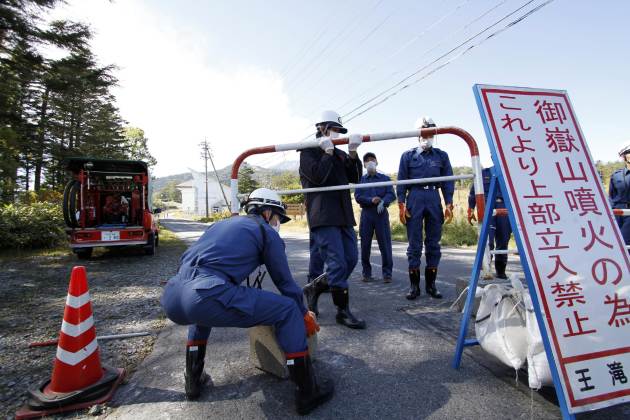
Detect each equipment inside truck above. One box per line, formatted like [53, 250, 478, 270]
[62, 158, 160, 259]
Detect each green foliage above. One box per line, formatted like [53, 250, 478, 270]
[271, 172, 304, 204]
[453, 166, 473, 191]
[390, 222, 407, 242]
[198, 210, 231, 223]
[390, 216, 477, 246]
[596, 160, 623, 191]
[441, 217, 478, 246]
[158, 180, 182, 203]
[238, 165, 259, 195]
[124, 127, 157, 168]
[0, 1, 155, 202]
[0, 202, 66, 249]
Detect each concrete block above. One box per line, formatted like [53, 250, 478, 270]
[248, 325, 318, 379]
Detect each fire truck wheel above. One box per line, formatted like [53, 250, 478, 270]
[144, 233, 156, 256]
[75, 248, 93, 260]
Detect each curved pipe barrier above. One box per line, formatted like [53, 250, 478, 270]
[230, 126, 485, 220]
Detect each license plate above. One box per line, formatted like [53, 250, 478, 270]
[101, 231, 120, 241]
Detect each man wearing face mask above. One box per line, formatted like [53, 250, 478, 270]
[397, 116, 454, 300]
[161, 188, 333, 414]
[300, 110, 366, 329]
[610, 143, 630, 248]
[354, 152, 396, 283]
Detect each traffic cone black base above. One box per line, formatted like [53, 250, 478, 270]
[15, 367, 125, 419]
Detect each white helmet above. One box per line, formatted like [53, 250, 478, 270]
[244, 188, 290, 223]
[415, 116, 436, 129]
[316, 110, 347, 134]
[618, 142, 630, 158]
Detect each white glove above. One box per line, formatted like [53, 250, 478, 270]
[318, 136, 334, 154]
[348, 133, 362, 152]
[377, 201, 385, 214]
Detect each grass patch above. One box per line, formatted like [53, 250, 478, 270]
[391, 217, 478, 247]
[0, 245, 71, 262]
[158, 227, 186, 248]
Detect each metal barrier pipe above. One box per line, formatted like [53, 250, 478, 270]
[274, 174, 473, 195]
[230, 126, 485, 218]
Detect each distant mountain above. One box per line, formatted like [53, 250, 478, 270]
[268, 160, 299, 171]
[153, 162, 296, 192]
[152, 172, 192, 192]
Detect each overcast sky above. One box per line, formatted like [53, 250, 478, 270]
[50, 0, 630, 176]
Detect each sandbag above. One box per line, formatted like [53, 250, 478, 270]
[523, 291, 553, 389]
[475, 283, 528, 370]
[509, 275, 553, 389]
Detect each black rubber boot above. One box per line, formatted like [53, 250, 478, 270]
[495, 260, 508, 279]
[303, 273, 329, 316]
[406, 269, 421, 300]
[425, 267, 443, 299]
[185, 343, 208, 400]
[331, 288, 366, 329]
[287, 354, 334, 415]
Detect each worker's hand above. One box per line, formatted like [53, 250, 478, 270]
[371, 196, 381, 204]
[303, 311, 320, 337]
[444, 203, 454, 224]
[467, 207, 477, 225]
[377, 201, 385, 214]
[398, 202, 410, 225]
[319, 137, 334, 155]
[348, 133, 362, 152]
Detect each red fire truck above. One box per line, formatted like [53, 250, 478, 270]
[62, 158, 161, 259]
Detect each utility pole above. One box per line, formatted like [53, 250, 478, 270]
[200, 139, 230, 214]
[199, 140, 210, 218]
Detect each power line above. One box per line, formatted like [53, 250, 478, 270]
[341, 0, 540, 120]
[291, 11, 393, 110]
[278, 26, 329, 81]
[285, 0, 385, 93]
[332, 0, 509, 114]
[344, 0, 556, 124]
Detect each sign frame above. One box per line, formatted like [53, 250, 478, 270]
[453, 84, 629, 419]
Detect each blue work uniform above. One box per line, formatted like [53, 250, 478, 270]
[354, 172, 396, 278]
[609, 167, 630, 246]
[397, 147, 454, 269]
[160, 215, 308, 355]
[299, 146, 362, 289]
[468, 167, 513, 263]
[308, 231, 325, 281]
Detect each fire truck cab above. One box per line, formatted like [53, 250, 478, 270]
[62, 158, 160, 259]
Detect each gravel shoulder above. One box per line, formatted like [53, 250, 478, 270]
[0, 228, 187, 420]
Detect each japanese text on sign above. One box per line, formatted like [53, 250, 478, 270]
[476, 85, 630, 414]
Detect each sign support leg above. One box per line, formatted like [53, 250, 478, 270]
[452, 174, 498, 369]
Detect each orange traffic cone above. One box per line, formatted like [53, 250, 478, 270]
[16, 266, 125, 419]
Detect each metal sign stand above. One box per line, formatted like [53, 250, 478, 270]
[451, 167, 575, 420]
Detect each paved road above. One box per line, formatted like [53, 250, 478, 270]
[110, 219, 628, 419]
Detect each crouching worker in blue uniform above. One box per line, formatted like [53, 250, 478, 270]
[160, 188, 333, 415]
[610, 142, 630, 248]
[397, 116, 454, 300]
[467, 167, 513, 279]
[354, 152, 395, 283]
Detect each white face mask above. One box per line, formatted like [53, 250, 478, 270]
[419, 137, 434, 151]
[271, 222, 280, 233]
[365, 161, 377, 173]
[328, 130, 340, 139]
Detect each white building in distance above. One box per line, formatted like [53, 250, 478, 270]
[177, 169, 231, 216]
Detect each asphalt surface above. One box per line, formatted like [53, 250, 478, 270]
[109, 219, 629, 419]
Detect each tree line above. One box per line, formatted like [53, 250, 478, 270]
[0, 0, 155, 204]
